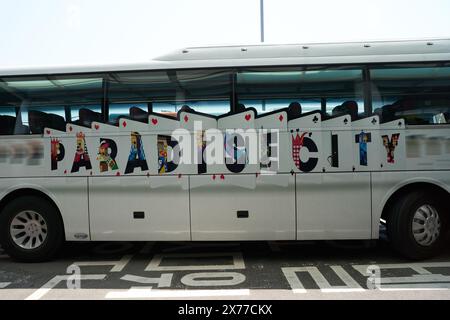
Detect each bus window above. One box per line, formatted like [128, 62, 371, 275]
[0, 75, 103, 133]
[109, 103, 148, 123]
[371, 64, 450, 124]
[107, 69, 231, 118]
[236, 67, 364, 118]
[153, 100, 230, 117]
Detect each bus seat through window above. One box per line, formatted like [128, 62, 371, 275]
[287, 101, 302, 119]
[332, 100, 358, 120]
[79, 108, 103, 127]
[0, 115, 17, 135]
[29, 110, 49, 134]
[129, 107, 149, 122]
[235, 103, 246, 113]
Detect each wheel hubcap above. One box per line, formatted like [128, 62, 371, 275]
[10, 210, 48, 250]
[412, 204, 441, 246]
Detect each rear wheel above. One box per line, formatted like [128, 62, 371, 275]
[0, 196, 64, 262]
[387, 190, 448, 260]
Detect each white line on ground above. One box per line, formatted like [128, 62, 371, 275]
[105, 288, 250, 299]
[73, 255, 132, 272]
[145, 252, 245, 271]
[25, 274, 107, 300]
[0, 282, 11, 289]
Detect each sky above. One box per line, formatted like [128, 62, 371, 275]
[0, 0, 449, 68]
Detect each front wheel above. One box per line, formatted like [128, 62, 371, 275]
[387, 190, 448, 260]
[0, 196, 64, 262]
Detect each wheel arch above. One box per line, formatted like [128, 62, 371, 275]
[0, 186, 66, 237]
[380, 180, 450, 222]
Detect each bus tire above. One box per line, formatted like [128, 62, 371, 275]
[0, 196, 64, 262]
[387, 190, 448, 260]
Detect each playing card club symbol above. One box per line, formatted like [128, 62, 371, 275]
[245, 114, 251, 121]
[371, 118, 377, 125]
[151, 118, 158, 125]
[398, 121, 402, 127]
[313, 116, 319, 123]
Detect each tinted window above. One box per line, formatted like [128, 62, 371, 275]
[236, 67, 364, 118]
[371, 64, 450, 124]
[0, 75, 103, 134]
[107, 69, 232, 118]
[109, 103, 148, 123]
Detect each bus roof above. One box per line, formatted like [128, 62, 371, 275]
[1, 38, 450, 77]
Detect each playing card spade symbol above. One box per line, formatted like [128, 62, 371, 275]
[313, 116, 318, 123]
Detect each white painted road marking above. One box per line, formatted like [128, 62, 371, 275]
[73, 254, 132, 272]
[25, 274, 107, 300]
[106, 288, 250, 299]
[282, 266, 364, 293]
[121, 274, 173, 287]
[181, 272, 246, 287]
[145, 252, 245, 271]
[353, 262, 450, 289]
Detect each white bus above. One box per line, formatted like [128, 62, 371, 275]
[0, 39, 449, 262]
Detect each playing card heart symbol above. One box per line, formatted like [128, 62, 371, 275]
[94, 124, 99, 130]
[151, 118, 158, 125]
[122, 121, 127, 127]
[184, 115, 189, 122]
[212, 174, 216, 180]
[64, 170, 67, 174]
[278, 114, 284, 122]
[116, 171, 120, 176]
[220, 174, 225, 180]
[245, 114, 251, 121]
[46, 130, 51, 135]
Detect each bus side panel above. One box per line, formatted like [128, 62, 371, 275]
[371, 170, 450, 239]
[296, 172, 371, 240]
[190, 174, 295, 240]
[89, 176, 190, 241]
[0, 177, 89, 241]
